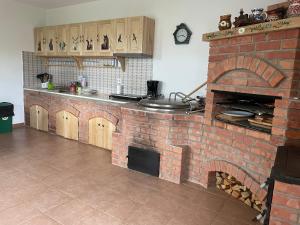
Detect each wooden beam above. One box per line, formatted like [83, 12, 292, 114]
[202, 17, 300, 42]
[73, 57, 83, 69]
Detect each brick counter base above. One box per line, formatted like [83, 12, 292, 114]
[270, 181, 300, 225]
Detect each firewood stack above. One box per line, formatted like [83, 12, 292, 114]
[216, 172, 263, 212]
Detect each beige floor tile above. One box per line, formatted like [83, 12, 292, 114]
[20, 213, 61, 225]
[28, 188, 73, 212]
[0, 202, 41, 225]
[44, 199, 95, 225]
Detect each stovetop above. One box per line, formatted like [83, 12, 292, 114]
[109, 94, 147, 101]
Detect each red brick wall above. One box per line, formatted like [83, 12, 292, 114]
[202, 29, 300, 197]
[270, 181, 300, 225]
[111, 107, 204, 184]
[24, 91, 121, 144]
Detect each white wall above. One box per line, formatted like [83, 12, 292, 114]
[46, 0, 279, 97]
[0, 0, 45, 124]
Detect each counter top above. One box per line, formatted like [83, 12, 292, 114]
[24, 88, 204, 116]
[24, 88, 130, 104]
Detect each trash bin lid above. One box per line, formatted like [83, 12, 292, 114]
[0, 102, 14, 117]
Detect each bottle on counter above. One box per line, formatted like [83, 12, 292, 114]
[76, 82, 82, 94]
[69, 82, 76, 93]
[116, 78, 124, 95]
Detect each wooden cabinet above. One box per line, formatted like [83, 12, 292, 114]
[127, 16, 155, 55]
[114, 16, 155, 56]
[29, 105, 48, 132]
[82, 22, 98, 56]
[68, 24, 83, 56]
[97, 20, 114, 56]
[34, 16, 155, 57]
[34, 28, 46, 56]
[45, 26, 57, 56]
[56, 25, 69, 56]
[56, 111, 78, 140]
[89, 117, 116, 150]
[114, 18, 128, 54]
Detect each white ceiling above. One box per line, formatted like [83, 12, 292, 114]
[14, 0, 100, 9]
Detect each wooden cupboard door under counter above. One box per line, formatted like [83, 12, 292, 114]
[56, 111, 78, 141]
[29, 105, 48, 132]
[89, 117, 116, 151]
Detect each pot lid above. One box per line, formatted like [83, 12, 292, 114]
[138, 98, 191, 110]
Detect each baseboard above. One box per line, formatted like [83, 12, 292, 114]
[13, 123, 25, 128]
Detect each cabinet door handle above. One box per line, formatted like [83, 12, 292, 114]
[37, 111, 40, 114]
[102, 125, 105, 128]
[98, 123, 101, 127]
[66, 117, 68, 120]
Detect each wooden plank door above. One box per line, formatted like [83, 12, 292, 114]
[89, 117, 115, 150]
[64, 111, 79, 141]
[114, 18, 128, 53]
[68, 24, 82, 56]
[29, 105, 38, 129]
[56, 25, 69, 56]
[34, 28, 46, 56]
[127, 16, 144, 53]
[82, 22, 98, 56]
[56, 110, 65, 137]
[97, 20, 114, 56]
[36, 106, 48, 132]
[45, 26, 57, 56]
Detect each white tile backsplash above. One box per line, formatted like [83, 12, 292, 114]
[23, 51, 153, 95]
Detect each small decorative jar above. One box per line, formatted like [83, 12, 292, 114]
[287, 0, 300, 17]
[218, 14, 232, 31]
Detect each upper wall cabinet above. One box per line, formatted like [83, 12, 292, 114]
[82, 22, 98, 56]
[34, 28, 46, 56]
[34, 16, 155, 57]
[69, 23, 83, 56]
[97, 20, 115, 56]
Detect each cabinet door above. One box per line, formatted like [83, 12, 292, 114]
[68, 24, 82, 56]
[127, 17, 144, 53]
[82, 22, 98, 56]
[45, 26, 57, 55]
[56, 110, 65, 137]
[64, 111, 79, 141]
[36, 106, 48, 132]
[56, 25, 69, 56]
[34, 28, 46, 56]
[29, 105, 38, 129]
[114, 18, 128, 53]
[89, 117, 116, 150]
[97, 20, 114, 56]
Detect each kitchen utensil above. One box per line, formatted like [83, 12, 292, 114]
[222, 110, 254, 117]
[248, 119, 272, 127]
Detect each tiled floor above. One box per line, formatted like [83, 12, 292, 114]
[0, 128, 260, 225]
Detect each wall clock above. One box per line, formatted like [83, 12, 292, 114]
[173, 23, 192, 45]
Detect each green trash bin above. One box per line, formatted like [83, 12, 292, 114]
[0, 102, 14, 134]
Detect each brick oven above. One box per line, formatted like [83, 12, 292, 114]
[112, 20, 300, 224]
[202, 23, 300, 224]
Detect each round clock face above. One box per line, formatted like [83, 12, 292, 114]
[176, 28, 188, 42]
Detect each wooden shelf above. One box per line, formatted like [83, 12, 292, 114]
[202, 17, 300, 42]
